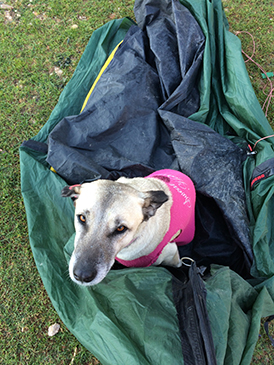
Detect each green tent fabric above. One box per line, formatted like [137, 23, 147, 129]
[20, 0, 274, 364]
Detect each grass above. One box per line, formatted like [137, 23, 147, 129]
[0, 0, 273, 364]
[223, 0, 273, 119]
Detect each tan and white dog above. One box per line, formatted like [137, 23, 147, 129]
[62, 170, 196, 286]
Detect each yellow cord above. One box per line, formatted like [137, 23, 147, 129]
[80, 41, 123, 112]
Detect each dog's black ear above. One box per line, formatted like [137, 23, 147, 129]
[61, 184, 81, 201]
[142, 190, 169, 221]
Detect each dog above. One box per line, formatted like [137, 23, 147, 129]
[62, 169, 196, 286]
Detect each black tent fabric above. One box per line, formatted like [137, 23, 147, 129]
[20, 0, 274, 364]
[46, 0, 252, 277]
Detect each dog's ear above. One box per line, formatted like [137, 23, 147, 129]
[142, 190, 169, 221]
[61, 184, 81, 201]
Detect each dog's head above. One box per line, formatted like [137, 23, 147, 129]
[62, 180, 168, 286]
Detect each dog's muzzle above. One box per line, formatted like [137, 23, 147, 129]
[69, 250, 114, 286]
[73, 264, 98, 284]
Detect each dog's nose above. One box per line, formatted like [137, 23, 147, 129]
[73, 267, 97, 283]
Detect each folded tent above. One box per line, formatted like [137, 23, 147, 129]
[20, 0, 274, 364]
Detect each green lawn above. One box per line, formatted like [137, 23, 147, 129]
[1, 0, 273, 364]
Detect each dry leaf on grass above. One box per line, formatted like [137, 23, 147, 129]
[49, 66, 63, 77]
[1, 3, 13, 10]
[33, 11, 47, 20]
[48, 323, 60, 337]
[4, 10, 13, 22]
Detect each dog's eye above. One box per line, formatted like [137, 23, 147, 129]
[116, 225, 127, 233]
[78, 214, 86, 223]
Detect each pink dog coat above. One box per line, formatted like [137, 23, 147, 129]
[115, 169, 196, 267]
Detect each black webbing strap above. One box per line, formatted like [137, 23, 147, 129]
[264, 315, 274, 347]
[250, 157, 274, 190]
[169, 262, 217, 365]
